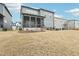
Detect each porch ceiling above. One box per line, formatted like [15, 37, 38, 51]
[22, 13, 45, 18]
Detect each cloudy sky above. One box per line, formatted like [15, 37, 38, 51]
[5, 3, 79, 23]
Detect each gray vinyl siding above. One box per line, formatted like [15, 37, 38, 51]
[40, 10, 54, 28]
[0, 4, 3, 15]
[0, 4, 12, 30]
[21, 7, 39, 15]
[3, 6, 12, 29]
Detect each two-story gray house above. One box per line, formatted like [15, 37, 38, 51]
[21, 6, 54, 30]
[0, 3, 12, 30]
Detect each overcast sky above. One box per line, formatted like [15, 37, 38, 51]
[5, 3, 79, 23]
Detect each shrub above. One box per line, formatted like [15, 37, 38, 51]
[47, 28, 49, 30]
[19, 28, 22, 31]
[50, 27, 53, 30]
[2, 28, 7, 31]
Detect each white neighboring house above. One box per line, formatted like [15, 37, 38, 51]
[66, 20, 75, 30]
[68, 20, 79, 30]
[12, 22, 21, 30]
[16, 22, 21, 29]
[21, 6, 54, 30]
[54, 17, 67, 30]
[12, 22, 16, 30]
[0, 3, 12, 30]
[75, 20, 79, 30]
[54, 17, 79, 30]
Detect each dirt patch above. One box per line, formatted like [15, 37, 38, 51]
[0, 30, 79, 56]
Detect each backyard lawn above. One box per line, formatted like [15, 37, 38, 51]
[0, 30, 79, 56]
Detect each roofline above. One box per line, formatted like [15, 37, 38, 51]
[55, 17, 79, 22]
[74, 20, 79, 21]
[0, 3, 12, 17]
[54, 17, 68, 20]
[67, 19, 78, 21]
[21, 6, 39, 11]
[22, 13, 45, 18]
[40, 8, 54, 14]
[21, 5, 55, 14]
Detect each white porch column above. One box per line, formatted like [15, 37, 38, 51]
[42, 18, 44, 27]
[21, 15, 24, 28]
[40, 18, 43, 28]
[29, 16, 31, 27]
[35, 17, 37, 27]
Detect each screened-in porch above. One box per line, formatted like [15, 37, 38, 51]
[22, 14, 44, 28]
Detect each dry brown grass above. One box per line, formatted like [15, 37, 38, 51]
[0, 30, 79, 56]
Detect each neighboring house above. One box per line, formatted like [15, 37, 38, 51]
[21, 6, 54, 30]
[12, 22, 16, 30]
[54, 17, 78, 30]
[0, 3, 12, 30]
[12, 22, 21, 30]
[74, 20, 79, 30]
[16, 22, 21, 29]
[66, 20, 75, 30]
[54, 17, 67, 30]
